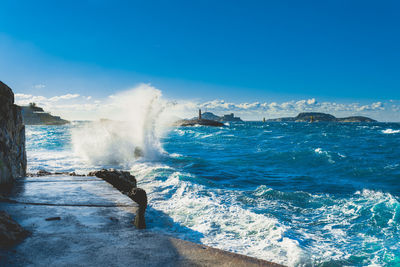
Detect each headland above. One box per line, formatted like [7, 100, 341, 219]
[21, 103, 69, 125]
[267, 112, 377, 122]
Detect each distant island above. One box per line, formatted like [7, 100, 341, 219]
[175, 110, 242, 127]
[21, 103, 69, 125]
[194, 112, 243, 122]
[267, 112, 377, 122]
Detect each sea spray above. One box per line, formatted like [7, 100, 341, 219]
[71, 84, 177, 165]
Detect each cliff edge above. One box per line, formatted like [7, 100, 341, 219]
[21, 103, 69, 125]
[0, 81, 27, 184]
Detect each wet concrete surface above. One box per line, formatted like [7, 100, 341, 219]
[0, 175, 282, 267]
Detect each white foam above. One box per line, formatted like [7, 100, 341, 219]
[132, 163, 307, 266]
[136, 163, 400, 267]
[314, 148, 335, 163]
[382, 129, 400, 134]
[71, 85, 178, 165]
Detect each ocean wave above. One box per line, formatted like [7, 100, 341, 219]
[24, 121, 400, 266]
[382, 129, 400, 134]
[128, 159, 400, 266]
[134, 165, 306, 266]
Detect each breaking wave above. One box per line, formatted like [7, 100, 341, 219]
[382, 128, 400, 134]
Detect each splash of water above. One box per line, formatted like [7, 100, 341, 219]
[71, 84, 176, 165]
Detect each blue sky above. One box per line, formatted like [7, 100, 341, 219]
[1, 1, 399, 120]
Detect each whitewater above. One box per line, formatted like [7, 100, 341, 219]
[25, 88, 400, 266]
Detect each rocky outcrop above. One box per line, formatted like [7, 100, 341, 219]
[27, 169, 86, 177]
[88, 169, 147, 229]
[21, 104, 69, 125]
[0, 81, 27, 184]
[267, 112, 377, 122]
[337, 116, 377, 122]
[200, 112, 243, 122]
[88, 169, 137, 192]
[174, 110, 241, 127]
[174, 118, 225, 127]
[0, 211, 30, 248]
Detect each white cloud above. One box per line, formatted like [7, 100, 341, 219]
[15, 93, 33, 99]
[48, 94, 80, 102]
[13, 88, 400, 122]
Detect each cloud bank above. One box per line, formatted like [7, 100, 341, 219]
[14, 85, 400, 122]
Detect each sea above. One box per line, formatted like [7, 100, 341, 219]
[26, 121, 400, 266]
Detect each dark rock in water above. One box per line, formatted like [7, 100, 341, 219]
[21, 103, 69, 125]
[0, 81, 27, 184]
[134, 147, 144, 158]
[69, 172, 85, 177]
[45, 216, 61, 221]
[175, 109, 241, 126]
[174, 119, 225, 127]
[28, 170, 86, 177]
[128, 188, 147, 229]
[88, 169, 137, 192]
[36, 169, 52, 176]
[267, 112, 377, 122]
[0, 211, 30, 248]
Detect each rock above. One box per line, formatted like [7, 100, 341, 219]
[88, 169, 148, 229]
[174, 110, 241, 127]
[45, 217, 61, 221]
[88, 169, 137, 193]
[197, 112, 242, 122]
[0, 81, 27, 184]
[27, 170, 86, 177]
[21, 103, 69, 125]
[128, 188, 147, 229]
[0, 211, 30, 248]
[37, 169, 52, 176]
[174, 119, 225, 127]
[134, 147, 144, 158]
[69, 172, 85, 176]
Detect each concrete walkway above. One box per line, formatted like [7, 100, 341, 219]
[0, 175, 282, 267]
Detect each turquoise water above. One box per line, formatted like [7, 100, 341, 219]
[26, 122, 400, 266]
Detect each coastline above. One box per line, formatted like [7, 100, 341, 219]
[0, 174, 283, 267]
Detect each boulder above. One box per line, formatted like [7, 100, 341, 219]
[0, 211, 30, 248]
[0, 81, 27, 184]
[88, 169, 137, 192]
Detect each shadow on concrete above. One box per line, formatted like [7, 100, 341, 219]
[146, 206, 205, 244]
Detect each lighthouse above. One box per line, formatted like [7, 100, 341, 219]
[199, 109, 202, 120]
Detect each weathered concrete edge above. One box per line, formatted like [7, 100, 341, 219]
[167, 236, 285, 267]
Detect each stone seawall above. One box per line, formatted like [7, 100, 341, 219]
[0, 81, 26, 184]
